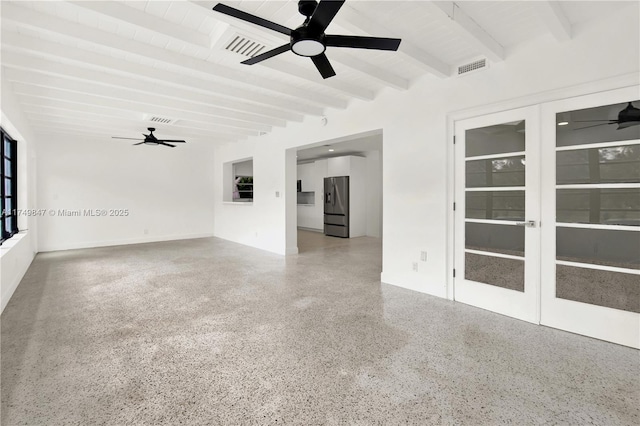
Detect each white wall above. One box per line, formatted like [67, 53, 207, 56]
[37, 135, 216, 251]
[1, 74, 39, 312]
[365, 150, 382, 238]
[213, 7, 639, 294]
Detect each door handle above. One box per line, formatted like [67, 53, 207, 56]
[515, 220, 536, 228]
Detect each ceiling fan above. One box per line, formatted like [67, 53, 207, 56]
[574, 102, 640, 130]
[212, 0, 401, 79]
[111, 128, 187, 148]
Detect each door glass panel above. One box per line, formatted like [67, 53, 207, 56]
[465, 119, 527, 291]
[556, 99, 640, 311]
[466, 191, 525, 221]
[556, 265, 639, 313]
[556, 100, 640, 147]
[556, 227, 640, 269]
[556, 188, 640, 225]
[465, 122, 525, 157]
[465, 253, 524, 292]
[557, 144, 640, 184]
[466, 156, 525, 187]
[466, 222, 524, 256]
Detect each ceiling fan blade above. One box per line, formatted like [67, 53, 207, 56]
[112, 137, 145, 140]
[574, 123, 615, 130]
[325, 35, 401, 51]
[311, 53, 336, 79]
[242, 44, 291, 65]
[158, 142, 176, 148]
[157, 139, 186, 143]
[573, 120, 618, 123]
[212, 4, 292, 36]
[133, 142, 145, 145]
[308, 0, 345, 33]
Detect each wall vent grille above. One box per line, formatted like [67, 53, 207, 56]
[225, 34, 267, 57]
[457, 58, 487, 76]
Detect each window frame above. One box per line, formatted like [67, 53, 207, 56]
[1, 127, 18, 245]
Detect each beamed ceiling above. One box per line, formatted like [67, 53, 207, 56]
[0, 1, 631, 145]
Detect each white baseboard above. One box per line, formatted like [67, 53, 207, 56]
[38, 233, 214, 252]
[297, 226, 323, 233]
[380, 271, 447, 299]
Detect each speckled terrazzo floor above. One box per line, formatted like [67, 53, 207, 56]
[1, 232, 639, 425]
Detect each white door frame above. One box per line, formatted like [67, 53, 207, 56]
[453, 106, 541, 324]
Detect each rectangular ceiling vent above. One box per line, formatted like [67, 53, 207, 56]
[457, 58, 488, 77]
[224, 34, 267, 58]
[146, 115, 177, 125]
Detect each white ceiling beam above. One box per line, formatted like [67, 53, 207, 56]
[1, 34, 323, 117]
[335, 5, 450, 78]
[328, 51, 409, 91]
[21, 106, 248, 140]
[67, 1, 213, 49]
[16, 96, 260, 137]
[4, 68, 286, 128]
[1, 57, 302, 122]
[534, 1, 572, 42]
[258, 59, 375, 101]
[11, 84, 271, 133]
[428, 2, 504, 62]
[1, 2, 347, 110]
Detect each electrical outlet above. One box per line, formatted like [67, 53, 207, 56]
[275, 191, 280, 197]
[143, 229, 148, 235]
[412, 262, 418, 272]
[420, 251, 427, 262]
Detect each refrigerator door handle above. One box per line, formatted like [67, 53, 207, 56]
[332, 184, 336, 206]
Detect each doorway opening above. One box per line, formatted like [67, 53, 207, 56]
[286, 130, 383, 259]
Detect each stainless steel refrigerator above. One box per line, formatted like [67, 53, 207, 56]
[324, 176, 349, 238]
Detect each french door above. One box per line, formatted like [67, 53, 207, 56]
[540, 88, 639, 348]
[454, 87, 640, 348]
[454, 106, 540, 324]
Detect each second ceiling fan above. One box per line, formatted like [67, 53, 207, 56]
[213, 0, 402, 79]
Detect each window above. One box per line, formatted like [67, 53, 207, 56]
[223, 159, 253, 203]
[1, 128, 18, 244]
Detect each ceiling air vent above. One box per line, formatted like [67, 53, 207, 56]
[146, 115, 177, 125]
[457, 58, 488, 76]
[224, 34, 267, 58]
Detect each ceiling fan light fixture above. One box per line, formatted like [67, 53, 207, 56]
[291, 39, 325, 57]
[291, 27, 325, 57]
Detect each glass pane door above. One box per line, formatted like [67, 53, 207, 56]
[454, 106, 540, 323]
[540, 88, 640, 348]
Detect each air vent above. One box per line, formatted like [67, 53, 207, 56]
[457, 58, 488, 76]
[224, 34, 267, 58]
[145, 115, 177, 125]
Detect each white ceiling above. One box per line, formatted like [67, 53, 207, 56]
[0, 1, 631, 146]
